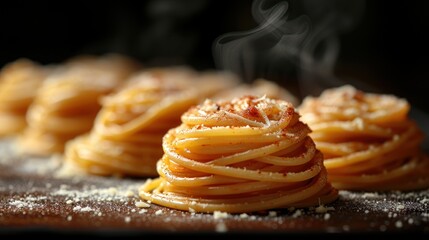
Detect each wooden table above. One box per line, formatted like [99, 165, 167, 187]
[0, 143, 428, 237]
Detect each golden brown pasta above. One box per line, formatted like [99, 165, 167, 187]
[0, 59, 48, 136]
[15, 54, 139, 156]
[299, 85, 429, 191]
[213, 78, 299, 106]
[139, 95, 338, 213]
[64, 67, 239, 177]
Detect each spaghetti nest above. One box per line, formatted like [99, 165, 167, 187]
[212, 78, 299, 106]
[0, 59, 48, 136]
[64, 68, 239, 177]
[299, 85, 429, 191]
[16, 54, 139, 156]
[139, 95, 338, 213]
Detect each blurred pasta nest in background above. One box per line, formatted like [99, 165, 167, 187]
[299, 85, 429, 191]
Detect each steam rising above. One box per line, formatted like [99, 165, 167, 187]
[213, 0, 365, 99]
[299, 0, 365, 97]
[213, 0, 310, 84]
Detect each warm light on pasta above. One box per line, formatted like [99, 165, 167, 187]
[213, 78, 299, 106]
[0, 59, 48, 136]
[299, 85, 429, 191]
[64, 67, 239, 177]
[16, 54, 139, 156]
[139, 96, 338, 213]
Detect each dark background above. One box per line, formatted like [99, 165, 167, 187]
[1, 0, 428, 113]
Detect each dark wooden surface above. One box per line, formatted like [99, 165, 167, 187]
[0, 140, 428, 236]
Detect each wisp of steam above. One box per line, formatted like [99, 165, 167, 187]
[213, 0, 365, 99]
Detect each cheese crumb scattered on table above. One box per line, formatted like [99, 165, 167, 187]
[135, 201, 150, 208]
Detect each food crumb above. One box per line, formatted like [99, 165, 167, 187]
[66, 200, 73, 204]
[125, 190, 134, 197]
[213, 211, 229, 219]
[362, 192, 378, 198]
[139, 209, 148, 214]
[268, 211, 277, 217]
[315, 205, 335, 213]
[107, 187, 118, 195]
[67, 215, 72, 221]
[395, 220, 403, 228]
[135, 201, 150, 208]
[124, 216, 131, 223]
[155, 210, 163, 215]
[292, 209, 302, 218]
[324, 213, 330, 220]
[215, 222, 228, 233]
[73, 206, 94, 212]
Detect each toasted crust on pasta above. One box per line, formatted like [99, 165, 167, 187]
[64, 67, 239, 177]
[0, 59, 48, 136]
[299, 85, 429, 191]
[139, 95, 338, 213]
[15, 54, 139, 156]
[213, 78, 299, 106]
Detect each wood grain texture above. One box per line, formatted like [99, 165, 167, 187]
[0, 142, 428, 236]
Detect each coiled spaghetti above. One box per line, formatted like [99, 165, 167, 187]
[16, 54, 139, 156]
[139, 95, 338, 213]
[0, 59, 48, 136]
[213, 78, 299, 106]
[64, 68, 239, 177]
[299, 85, 429, 191]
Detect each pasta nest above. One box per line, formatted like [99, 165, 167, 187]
[0, 59, 47, 136]
[299, 85, 429, 190]
[64, 68, 239, 177]
[16, 54, 138, 156]
[139, 95, 338, 213]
